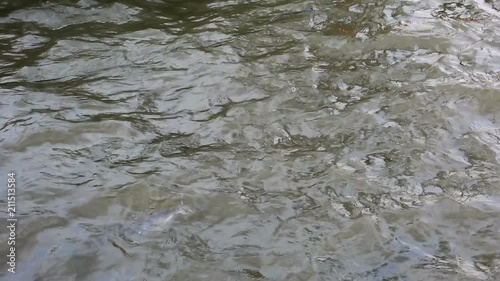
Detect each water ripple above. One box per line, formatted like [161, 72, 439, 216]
[1, 0, 500, 280]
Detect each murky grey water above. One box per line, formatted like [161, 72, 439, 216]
[0, 0, 500, 280]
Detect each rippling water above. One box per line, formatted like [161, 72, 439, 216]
[1, 0, 500, 280]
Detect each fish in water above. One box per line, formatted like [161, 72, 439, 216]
[79, 205, 194, 256]
[136, 205, 194, 235]
[101, 205, 194, 243]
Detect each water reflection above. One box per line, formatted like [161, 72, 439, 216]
[0, 0, 499, 280]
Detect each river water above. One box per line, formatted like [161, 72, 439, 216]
[0, 0, 500, 280]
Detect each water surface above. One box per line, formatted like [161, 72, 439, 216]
[0, 0, 500, 280]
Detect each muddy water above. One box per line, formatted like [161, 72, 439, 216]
[0, 0, 500, 280]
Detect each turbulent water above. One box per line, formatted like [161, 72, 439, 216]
[0, 0, 500, 280]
